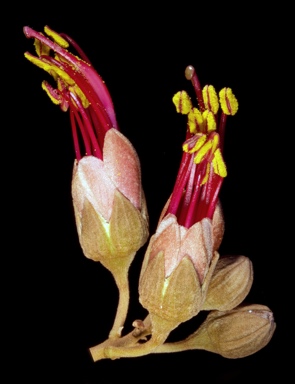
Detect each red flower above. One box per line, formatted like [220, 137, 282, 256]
[24, 26, 149, 263]
[139, 66, 238, 333]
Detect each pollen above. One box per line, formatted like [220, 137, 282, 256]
[34, 39, 50, 57]
[194, 140, 212, 164]
[188, 108, 203, 133]
[172, 91, 192, 114]
[183, 134, 206, 153]
[202, 85, 219, 114]
[219, 88, 239, 116]
[44, 26, 69, 48]
[24, 52, 53, 72]
[42, 81, 62, 105]
[212, 148, 227, 177]
[202, 110, 216, 132]
[201, 163, 211, 185]
[69, 85, 90, 108]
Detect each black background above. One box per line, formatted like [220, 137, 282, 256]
[9, 4, 288, 383]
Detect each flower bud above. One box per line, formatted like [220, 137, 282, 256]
[202, 255, 253, 311]
[139, 214, 219, 333]
[24, 26, 149, 272]
[186, 304, 276, 358]
[72, 128, 149, 270]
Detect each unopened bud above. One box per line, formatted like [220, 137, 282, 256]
[202, 255, 253, 311]
[139, 214, 219, 333]
[186, 304, 275, 358]
[72, 129, 149, 271]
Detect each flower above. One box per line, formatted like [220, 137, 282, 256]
[202, 255, 253, 311]
[23, 26, 149, 267]
[179, 304, 276, 358]
[139, 65, 238, 334]
[155, 304, 276, 358]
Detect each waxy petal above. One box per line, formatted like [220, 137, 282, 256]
[179, 218, 213, 282]
[149, 218, 181, 277]
[104, 129, 142, 210]
[72, 156, 115, 222]
[109, 190, 149, 256]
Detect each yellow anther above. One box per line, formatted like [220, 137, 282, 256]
[183, 134, 207, 154]
[41, 81, 61, 105]
[188, 108, 203, 133]
[172, 91, 193, 114]
[202, 110, 216, 132]
[202, 85, 219, 114]
[44, 26, 69, 48]
[24, 52, 90, 109]
[25, 52, 53, 72]
[201, 163, 211, 185]
[24, 52, 75, 86]
[219, 88, 238, 115]
[212, 148, 227, 177]
[34, 38, 50, 57]
[194, 140, 212, 164]
[69, 84, 90, 108]
[211, 133, 220, 153]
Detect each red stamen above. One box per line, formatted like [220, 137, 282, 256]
[70, 109, 82, 160]
[69, 92, 102, 158]
[218, 112, 227, 152]
[59, 33, 93, 65]
[70, 105, 92, 157]
[167, 153, 193, 216]
[207, 176, 223, 219]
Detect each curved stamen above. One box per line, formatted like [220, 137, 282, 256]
[70, 109, 82, 160]
[69, 92, 102, 159]
[167, 153, 193, 216]
[42, 54, 113, 136]
[59, 33, 93, 65]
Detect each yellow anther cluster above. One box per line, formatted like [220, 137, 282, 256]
[173, 90, 220, 135]
[44, 26, 69, 48]
[202, 110, 216, 132]
[212, 148, 227, 177]
[219, 88, 238, 115]
[188, 108, 203, 133]
[172, 76, 238, 183]
[24, 53, 75, 85]
[42, 81, 61, 105]
[202, 85, 219, 114]
[194, 140, 213, 164]
[201, 163, 211, 185]
[172, 91, 193, 114]
[34, 38, 51, 57]
[182, 134, 206, 154]
[182, 132, 227, 181]
[24, 47, 90, 109]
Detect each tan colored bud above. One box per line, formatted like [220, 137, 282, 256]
[139, 213, 219, 332]
[72, 129, 149, 268]
[202, 255, 253, 311]
[185, 304, 276, 358]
